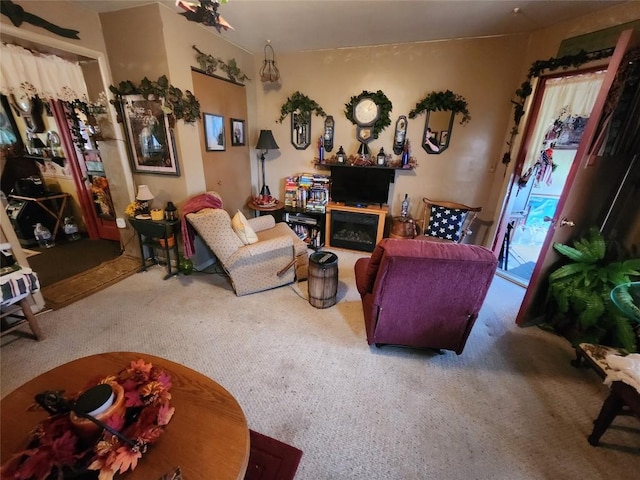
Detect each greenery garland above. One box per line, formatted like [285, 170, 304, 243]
[502, 47, 613, 166]
[277, 91, 326, 124]
[408, 90, 471, 125]
[192, 45, 250, 84]
[344, 90, 393, 139]
[109, 75, 201, 124]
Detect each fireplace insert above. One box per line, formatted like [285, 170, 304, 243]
[329, 210, 379, 252]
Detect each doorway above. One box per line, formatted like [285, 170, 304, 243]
[0, 43, 124, 290]
[498, 70, 606, 285]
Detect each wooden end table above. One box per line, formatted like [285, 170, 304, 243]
[247, 200, 284, 221]
[1, 352, 250, 480]
[127, 217, 181, 279]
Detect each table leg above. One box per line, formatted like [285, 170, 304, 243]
[18, 298, 42, 340]
[588, 390, 625, 446]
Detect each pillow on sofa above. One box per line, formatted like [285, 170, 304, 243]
[231, 210, 258, 245]
[425, 206, 466, 242]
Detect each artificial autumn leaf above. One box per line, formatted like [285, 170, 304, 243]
[104, 412, 126, 432]
[12, 445, 57, 480]
[110, 445, 142, 474]
[126, 359, 152, 382]
[140, 380, 171, 405]
[158, 403, 175, 426]
[50, 430, 79, 465]
[94, 435, 120, 457]
[125, 389, 143, 408]
[138, 426, 163, 445]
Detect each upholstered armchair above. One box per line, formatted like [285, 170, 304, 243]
[354, 238, 497, 354]
[186, 208, 308, 296]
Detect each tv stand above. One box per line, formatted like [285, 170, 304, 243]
[345, 202, 369, 208]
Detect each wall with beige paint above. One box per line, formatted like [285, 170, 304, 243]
[256, 35, 529, 243]
[100, 3, 256, 212]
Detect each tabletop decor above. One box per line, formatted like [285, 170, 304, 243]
[0, 359, 175, 480]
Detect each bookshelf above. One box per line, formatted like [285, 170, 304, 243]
[284, 173, 330, 250]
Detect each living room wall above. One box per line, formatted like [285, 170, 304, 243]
[100, 2, 256, 215]
[256, 34, 529, 244]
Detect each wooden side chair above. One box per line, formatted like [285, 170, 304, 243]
[421, 197, 482, 243]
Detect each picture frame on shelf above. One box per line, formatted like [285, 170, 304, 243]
[204, 113, 225, 151]
[230, 118, 245, 146]
[121, 94, 180, 176]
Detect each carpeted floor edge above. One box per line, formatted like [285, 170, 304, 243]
[41, 255, 140, 310]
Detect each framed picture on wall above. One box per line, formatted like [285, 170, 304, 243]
[121, 95, 180, 176]
[204, 113, 225, 151]
[230, 118, 245, 146]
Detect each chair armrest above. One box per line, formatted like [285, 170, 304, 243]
[247, 215, 275, 232]
[226, 235, 293, 269]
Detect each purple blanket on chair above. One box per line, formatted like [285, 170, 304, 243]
[181, 193, 223, 258]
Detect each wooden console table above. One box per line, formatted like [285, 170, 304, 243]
[326, 202, 387, 252]
[8, 193, 70, 239]
[0, 352, 250, 479]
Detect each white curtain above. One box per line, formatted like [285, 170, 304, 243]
[520, 71, 605, 184]
[0, 43, 88, 102]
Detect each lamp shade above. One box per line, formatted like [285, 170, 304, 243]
[256, 130, 279, 151]
[136, 185, 154, 201]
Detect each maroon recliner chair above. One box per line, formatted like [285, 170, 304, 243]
[354, 238, 498, 354]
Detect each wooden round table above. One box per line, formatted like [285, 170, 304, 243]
[1, 352, 250, 480]
[247, 200, 284, 218]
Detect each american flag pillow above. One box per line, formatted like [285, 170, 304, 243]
[426, 206, 466, 242]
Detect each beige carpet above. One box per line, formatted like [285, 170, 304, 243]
[2, 249, 638, 479]
[40, 255, 140, 310]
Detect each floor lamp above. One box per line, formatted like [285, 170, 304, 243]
[255, 130, 279, 197]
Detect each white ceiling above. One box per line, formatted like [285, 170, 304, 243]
[75, 0, 628, 55]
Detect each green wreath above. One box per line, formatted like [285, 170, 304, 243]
[277, 91, 326, 124]
[408, 90, 470, 125]
[344, 90, 392, 139]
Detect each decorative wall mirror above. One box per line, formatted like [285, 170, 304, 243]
[291, 112, 311, 150]
[408, 90, 470, 155]
[323, 115, 334, 152]
[278, 91, 326, 151]
[10, 93, 45, 133]
[422, 110, 454, 154]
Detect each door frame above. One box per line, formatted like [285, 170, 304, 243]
[512, 29, 636, 326]
[50, 100, 100, 240]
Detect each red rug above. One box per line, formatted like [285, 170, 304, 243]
[244, 430, 303, 480]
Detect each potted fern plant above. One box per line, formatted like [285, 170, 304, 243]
[543, 227, 640, 352]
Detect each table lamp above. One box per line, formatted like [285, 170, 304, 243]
[136, 185, 154, 214]
[255, 130, 279, 197]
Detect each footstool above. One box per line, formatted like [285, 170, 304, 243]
[572, 343, 639, 446]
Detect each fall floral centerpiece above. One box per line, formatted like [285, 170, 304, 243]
[1, 359, 175, 480]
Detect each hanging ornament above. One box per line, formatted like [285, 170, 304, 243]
[260, 41, 280, 83]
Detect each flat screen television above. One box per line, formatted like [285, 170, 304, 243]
[330, 166, 393, 207]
